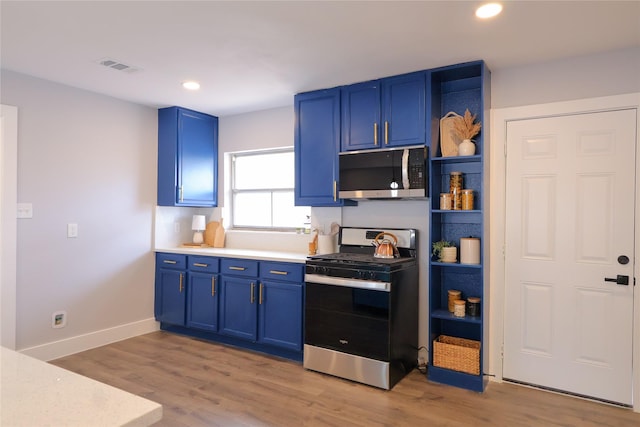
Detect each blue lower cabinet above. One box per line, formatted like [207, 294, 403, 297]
[187, 272, 219, 331]
[219, 276, 258, 340]
[258, 280, 303, 352]
[156, 253, 304, 361]
[155, 253, 187, 326]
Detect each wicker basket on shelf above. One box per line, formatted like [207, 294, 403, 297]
[433, 335, 480, 375]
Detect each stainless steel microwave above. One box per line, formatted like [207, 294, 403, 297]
[338, 145, 428, 200]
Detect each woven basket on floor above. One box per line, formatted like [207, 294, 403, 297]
[433, 335, 480, 375]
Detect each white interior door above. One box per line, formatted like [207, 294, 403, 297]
[503, 109, 636, 405]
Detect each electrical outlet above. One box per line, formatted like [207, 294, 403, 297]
[418, 356, 426, 366]
[174, 222, 181, 233]
[52, 311, 67, 328]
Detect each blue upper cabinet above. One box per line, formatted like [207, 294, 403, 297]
[341, 72, 426, 151]
[294, 88, 351, 207]
[157, 106, 219, 207]
[341, 81, 380, 151]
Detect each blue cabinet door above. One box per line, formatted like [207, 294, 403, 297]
[187, 272, 219, 331]
[341, 81, 381, 151]
[219, 276, 257, 340]
[155, 268, 186, 326]
[383, 73, 426, 147]
[341, 73, 426, 151]
[258, 280, 303, 352]
[157, 106, 218, 207]
[294, 88, 346, 207]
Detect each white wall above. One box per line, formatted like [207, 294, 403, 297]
[0, 70, 158, 358]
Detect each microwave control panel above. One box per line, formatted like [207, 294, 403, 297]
[407, 149, 426, 188]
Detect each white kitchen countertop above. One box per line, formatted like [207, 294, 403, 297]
[155, 246, 310, 263]
[1, 347, 162, 427]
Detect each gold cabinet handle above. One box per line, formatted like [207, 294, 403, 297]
[179, 273, 184, 293]
[269, 270, 288, 276]
[193, 263, 208, 268]
[179, 186, 184, 202]
[333, 180, 337, 202]
[250, 282, 255, 304]
[211, 276, 216, 296]
[259, 283, 264, 305]
[384, 121, 389, 145]
[373, 122, 378, 145]
[229, 266, 246, 271]
[163, 260, 177, 264]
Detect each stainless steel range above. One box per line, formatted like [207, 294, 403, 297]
[303, 227, 418, 390]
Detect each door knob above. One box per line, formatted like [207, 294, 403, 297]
[604, 275, 629, 286]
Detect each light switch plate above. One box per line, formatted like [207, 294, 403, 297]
[17, 203, 33, 218]
[67, 223, 78, 238]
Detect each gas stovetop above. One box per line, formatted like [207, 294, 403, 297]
[305, 227, 418, 281]
[307, 252, 415, 268]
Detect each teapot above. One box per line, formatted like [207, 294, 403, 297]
[373, 232, 399, 259]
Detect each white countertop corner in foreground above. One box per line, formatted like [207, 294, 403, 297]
[1, 347, 162, 427]
[155, 246, 310, 263]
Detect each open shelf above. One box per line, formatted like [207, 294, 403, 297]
[427, 60, 490, 392]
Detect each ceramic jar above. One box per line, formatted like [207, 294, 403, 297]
[458, 139, 476, 156]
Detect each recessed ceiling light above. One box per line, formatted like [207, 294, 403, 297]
[476, 3, 503, 19]
[182, 81, 201, 90]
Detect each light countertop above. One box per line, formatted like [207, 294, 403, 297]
[1, 347, 162, 427]
[155, 246, 309, 263]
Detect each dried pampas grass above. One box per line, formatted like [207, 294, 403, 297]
[453, 109, 481, 140]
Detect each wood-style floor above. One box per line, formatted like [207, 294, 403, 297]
[51, 331, 640, 426]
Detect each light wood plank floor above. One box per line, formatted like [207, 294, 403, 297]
[51, 331, 640, 426]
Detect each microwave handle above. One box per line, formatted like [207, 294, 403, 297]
[402, 149, 410, 189]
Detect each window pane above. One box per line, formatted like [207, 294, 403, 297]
[272, 191, 309, 228]
[234, 151, 293, 190]
[233, 192, 272, 227]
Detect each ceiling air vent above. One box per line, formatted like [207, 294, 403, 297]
[96, 57, 140, 74]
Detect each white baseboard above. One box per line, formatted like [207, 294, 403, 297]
[19, 318, 160, 361]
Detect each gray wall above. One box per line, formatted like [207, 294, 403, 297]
[2, 46, 638, 353]
[1, 70, 157, 351]
[491, 47, 640, 109]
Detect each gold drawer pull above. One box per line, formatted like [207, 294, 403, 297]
[269, 270, 288, 276]
[163, 260, 177, 264]
[179, 273, 184, 293]
[259, 283, 264, 305]
[229, 266, 246, 271]
[250, 282, 255, 303]
[211, 277, 216, 296]
[193, 263, 208, 267]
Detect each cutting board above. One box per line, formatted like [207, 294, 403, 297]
[204, 221, 219, 247]
[213, 218, 225, 248]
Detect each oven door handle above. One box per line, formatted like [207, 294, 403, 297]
[305, 274, 390, 292]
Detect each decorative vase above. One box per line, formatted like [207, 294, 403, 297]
[458, 139, 476, 156]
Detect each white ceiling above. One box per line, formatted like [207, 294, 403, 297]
[2, 1, 639, 116]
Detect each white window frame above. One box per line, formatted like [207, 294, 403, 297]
[229, 147, 308, 232]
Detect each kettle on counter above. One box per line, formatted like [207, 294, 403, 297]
[373, 232, 399, 259]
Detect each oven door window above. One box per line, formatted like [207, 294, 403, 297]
[305, 282, 390, 361]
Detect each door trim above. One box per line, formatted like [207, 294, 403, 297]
[489, 93, 640, 412]
[1, 104, 18, 350]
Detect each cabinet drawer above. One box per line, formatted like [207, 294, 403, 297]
[188, 256, 219, 273]
[220, 258, 259, 277]
[157, 253, 186, 270]
[260, 262, 304, 283]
